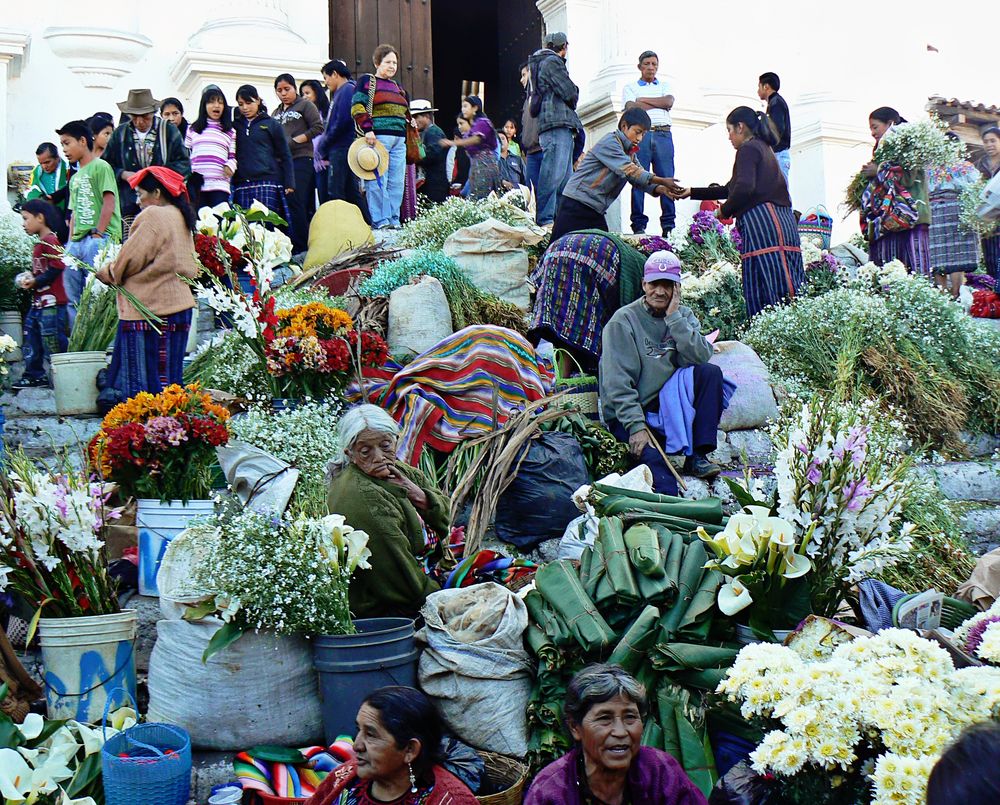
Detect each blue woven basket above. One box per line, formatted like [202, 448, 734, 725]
[101, 692, 192, 805]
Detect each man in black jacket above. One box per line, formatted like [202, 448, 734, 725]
[411, 100, 449, 204]
[758, 72, 791, 184]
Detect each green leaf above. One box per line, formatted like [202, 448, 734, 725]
[0, 690, 22, 749]
[26, 599, 54, 646]
[66, 751, 103, 796]
[723, 478, 771, 512]
[182, 599, 220, 621]
[202, 621, 246, 663]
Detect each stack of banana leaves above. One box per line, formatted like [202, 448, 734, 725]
[524, 483, 746, 797]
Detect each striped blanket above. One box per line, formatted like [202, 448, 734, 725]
[348, 325, 555, 463]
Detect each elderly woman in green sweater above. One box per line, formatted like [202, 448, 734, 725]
[327, 405, 452, 619]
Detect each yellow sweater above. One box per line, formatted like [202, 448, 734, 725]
[99, 205, 199, 320]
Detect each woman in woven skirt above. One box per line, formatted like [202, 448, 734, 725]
[928, 140, 981, 298]
[97, 167, 200, 401]
[977, 127, 1000, 283]
[861, 107, 932, 275]
[440, 96, 500, 200]
[232, 85, 294, 224]
[676, 106, 804, 319]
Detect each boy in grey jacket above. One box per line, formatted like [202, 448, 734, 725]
[600, 251, 726, 493]
[550, 108, 677, 242]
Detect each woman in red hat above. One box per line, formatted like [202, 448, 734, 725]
[97, 166, 201, 401]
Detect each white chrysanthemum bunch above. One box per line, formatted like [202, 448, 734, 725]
[874, 117, 964, 171]
[683, 261, 741, 297]
[719, 630, 1000, 805]
[847, 260, 909, 293]
[954, 599, 1000, 666]
[0, 211, 34, 272]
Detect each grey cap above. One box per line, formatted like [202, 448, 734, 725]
[545, 31, 568, 49]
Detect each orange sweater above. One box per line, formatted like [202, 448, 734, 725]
[98, 205, 199, 320]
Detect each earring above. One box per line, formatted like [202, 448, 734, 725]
[408, 762, 417, 794]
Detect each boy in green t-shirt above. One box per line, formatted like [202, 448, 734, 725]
[56, 120, 121, 317]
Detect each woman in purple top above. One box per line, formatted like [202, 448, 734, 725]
[440, 95, 500, 200]
[525, 664, 708, 805]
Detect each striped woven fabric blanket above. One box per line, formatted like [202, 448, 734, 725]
[348, 325, 555, 463]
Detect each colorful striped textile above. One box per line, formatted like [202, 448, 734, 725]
[528, 232, 622, 364]
[929, 192, 980, 274]
[235, 742, 354, 798]
[351, 75, 409, 137]
[107, 309, 191, 400]
[871, 224, 931, 276]
[348, 325, 554, 464]
[736, 201, 805, 318]
[982, 234, 1000, 283]
[445, 549, 537, 589]
[185, 121, 237, 195]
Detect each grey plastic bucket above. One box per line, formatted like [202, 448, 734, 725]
[313, 618, 418, 744]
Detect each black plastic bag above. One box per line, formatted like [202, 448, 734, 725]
[708, 762, 778, 805]
[494, 431, 589, 550]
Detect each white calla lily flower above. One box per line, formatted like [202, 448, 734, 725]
[18, 713, 44, 741]
[718, 578, 753, 616]
[781, 552, 812, 579]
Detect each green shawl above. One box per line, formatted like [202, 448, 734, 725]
[570, 229, 649, 307]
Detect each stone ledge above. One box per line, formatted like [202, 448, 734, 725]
[915, 461, 1000, 503]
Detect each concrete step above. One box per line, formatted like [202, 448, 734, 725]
[3, 415, 101, 458]
[1, 386, 57, 418]
[961, 504, 1000, 556]
[916, 461, 1000, 504]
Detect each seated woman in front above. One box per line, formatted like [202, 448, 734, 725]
[305, 686, 478, 805]
[326, 404, 452, 619]
[525, 664, 707, 805]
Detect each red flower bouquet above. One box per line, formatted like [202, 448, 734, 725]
[970, 289, 1000, 319]
[195, 233, 246, 281]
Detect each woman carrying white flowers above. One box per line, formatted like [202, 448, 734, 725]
[860, 107, 932, 275]
[326, 405, 454, 618]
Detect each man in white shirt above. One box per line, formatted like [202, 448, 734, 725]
[623, 51, 675, 235]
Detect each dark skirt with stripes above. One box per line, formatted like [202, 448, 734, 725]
[468, 150, 501, 200]
[983, 234, 1000, 282]
[870, 224, 931, 275]
[736, 202, 806, 319]
[232, 181, 292, 226]
[108, 309, 192, 401]
[928, 193, 980, 274]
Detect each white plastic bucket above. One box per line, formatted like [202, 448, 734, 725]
[137, 498, 215, 596]
[38, 610, 138, 723]
[0, 311, 22, 361]
[51, 351, 106, 415]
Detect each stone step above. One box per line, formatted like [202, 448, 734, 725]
[962, 504, 1000, 556]
[1, 386, 57, 418]
[3, 415, 101, 456]
[916, 461, 1000, 503]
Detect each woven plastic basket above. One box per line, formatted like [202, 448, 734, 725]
[102, 723, 192, 805]
[476, 751, 528, 805]
[552, 349, 599, 420]
[891, 594, 977, 631]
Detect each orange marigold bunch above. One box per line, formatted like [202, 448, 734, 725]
[274, 302, 353, 340]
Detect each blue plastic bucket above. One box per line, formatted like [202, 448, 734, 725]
[313, 618, 418, 744]
[137, 498, 215, 596]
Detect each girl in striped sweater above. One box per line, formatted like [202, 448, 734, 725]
[352, 43, 410, 229]
[185, 86, 237, 208]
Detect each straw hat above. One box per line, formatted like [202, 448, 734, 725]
[348, 138, 391, 181]
[116, 89, 161, 115]
[409, 99, 438, 115]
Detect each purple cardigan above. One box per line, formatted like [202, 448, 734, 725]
[524, 747, 708, 805]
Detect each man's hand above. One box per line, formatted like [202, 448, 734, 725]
[666, 285, 681, 316]
[861, 161, 878, 178]
[365, 131, 377, 146]
[120, 171, 135, 182]
[628, 430, 652, 458]
[223, 166, 234, 178]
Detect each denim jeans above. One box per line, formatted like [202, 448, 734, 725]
[775, 149, 791, 183]
[329, 146, 372, 225]
[536, 127, 575, 225]
[631, 129, 675, 234]
[22, 305, 69, 382]
[65, 235, 109, 328]
[525, 150, 543, 197]
[365, 134, 406, 228]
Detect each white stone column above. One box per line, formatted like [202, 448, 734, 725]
[0, 29, 29, 212]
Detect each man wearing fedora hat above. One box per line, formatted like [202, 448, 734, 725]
[410, 99, 448, 204]
[103, 89, 190, 237]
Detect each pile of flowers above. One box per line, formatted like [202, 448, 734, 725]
[0, 688, 136, 804]
[230, 400, 344, 517]
[187, 506, 371, 660]
[698, 507, 811, 640]
[194, 232, 246, 280]
[873, 117, 964, 171]
[959, 178, 997, 235]
[675, 210, 742, 273]
[800, 239, 841, 297]
[395, 195, 544, 251]
[970, 289, 1000, 318]
[196, 201, 292, 273]
[89, 384, 230, 502]
[718, 630, 1000, 804]
[264, 301, 388, 399]
[954, 600, 1000, 665]
[680, 261, 746, 340]
[0, 450, 122, 622]
[0, 211, 33, 313]
[0, 333, 17, 376]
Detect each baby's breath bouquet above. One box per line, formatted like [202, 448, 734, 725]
[395, 195, 542, 251]
[958, 178, 997, 235]
[719, 630, 1000, 805]
[874, 118, 963, 171]
[189, 505, 371, 660]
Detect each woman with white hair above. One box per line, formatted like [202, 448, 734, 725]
[327, 404, 451, 618]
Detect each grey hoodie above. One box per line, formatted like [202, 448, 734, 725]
[273, 97, 324, 160]
[563, 129, 657, 214]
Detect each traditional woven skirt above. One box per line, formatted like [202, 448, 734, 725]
[870, 224, 931, 275]
[232, 181, 292, 225]
[401, 163, 418, 223]
[528, 232, 621, 366]
[736, 202, 805, 319]
[983, 234, 1000, 282]
[929, 193, 980, 274]
[108, 309, 192, 401]
[468, 150, 501, 200]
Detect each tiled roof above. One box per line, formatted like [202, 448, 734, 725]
[927, 96, 1000, 115]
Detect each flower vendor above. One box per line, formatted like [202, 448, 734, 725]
[438, 95, 501, 201]
[599, 251, 732, 493]
[549, 107, 676, 243]
[304, 686, 478, 805]
[927, 135, 981, 299]
[674, 106, 805, 318]
[860, 107, 932, 275]
[326, 405, 451, 619]
[977, 126, 1000, 283]
[528, 230, 648, 373]
[97, 166, 200, 401]
[524, 664, 708, 805]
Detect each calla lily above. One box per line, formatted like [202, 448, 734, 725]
[346, 530, 372, 572]
[0, 745, 67, 802]
[196, 207, 220, 236]
[781, 552, 812, 579]
[763, 517, 796, 549]
[745, 505, 774, 522]
[249, 199, 271, 215]
[726, 512, 760, 538]
[18, 713, 44, 741]
[697, 528, 731, 561]
[61, 793, 98, 805]
[718, 578, 753, 616]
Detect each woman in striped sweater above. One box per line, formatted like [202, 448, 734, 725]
[184, 86, 237, 208]
[352, 43, 410, 229]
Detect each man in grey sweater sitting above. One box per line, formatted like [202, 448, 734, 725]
[599, 251, 726, 494]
